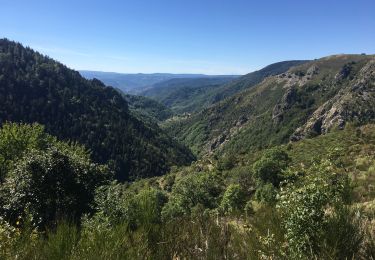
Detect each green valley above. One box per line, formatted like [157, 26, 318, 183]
[0, 21, 374, 259]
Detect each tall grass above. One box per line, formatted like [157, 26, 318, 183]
[1, 207, 374, 259]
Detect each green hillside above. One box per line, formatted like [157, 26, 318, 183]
[0, 39, 194, 181]
[1, 39, 375, 260]
[165, 54, 375, 156]
[208, 60, 309, 104]
[2, 122, 374, 259]
[142, 77, 238, 114]
[121, 92, 174, 123]
[142, 61, 306, 115]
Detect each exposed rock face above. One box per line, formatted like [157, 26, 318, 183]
[272, 86, 298, 124]
[307, 65, 319, 76]
[168, 54, 375, 157]
[235, 115, 248, 126]
[209, 133, 228, 151]
[292, 59, 375, 141]
[275, 70, 313, 88]
[335, 63, 353, 81]
[207, 115, 249, 152]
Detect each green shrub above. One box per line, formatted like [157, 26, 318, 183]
[277, 161, 355, 259]
[255, 183, 278, 205]
[220, 184, 246, 214]
[321, 205, 364, 259]
[0, 123, 110, 229]
[0, 147, 109, 228]
[253, 147, 290, 187]
[162, 172, 224, 219]
[0, 123, 53, 181]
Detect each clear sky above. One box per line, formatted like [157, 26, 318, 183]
[1, 0, 374, 74]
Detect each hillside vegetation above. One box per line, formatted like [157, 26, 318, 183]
[141, 77, 238, 114]
[207, 60, 308, 104]
[121, 93, 174, 123]
[0, 39, 375, 259]
[1, 123, 374, 259]
[0, 39, 194, 180]
[142, 61, 306, 115]
[165, 54, 375, 156]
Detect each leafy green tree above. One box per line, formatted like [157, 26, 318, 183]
[0, 123, 52, 181]
[0, 123, 110, 228]
[277, 161, 355, 258]
[131, 188, 168, 229]
[220, 184, 246, 214]
[162, 172, 223, 219]
[253, 147, 290, 187]
[254, 183, 278, 205]
[83, 182, 131, 229]
[87, 184, 167, 231]
[217, 154, 236, 171]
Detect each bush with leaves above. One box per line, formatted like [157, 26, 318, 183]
[0, 123, 110, 228]
[162, 172, 224, 219]
[86, 184, 167, 231]
[277, 160, 356, 258]
[1, 148, 109, 228]
[220, 184, 246, 215]
[253, 147, 291, 187]
[0, 123, 53, 181]
[254, 183, 278, 205]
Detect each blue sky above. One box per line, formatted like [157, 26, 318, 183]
[1, 0, 374, 74]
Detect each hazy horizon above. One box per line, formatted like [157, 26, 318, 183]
[2, 0, 374, 74]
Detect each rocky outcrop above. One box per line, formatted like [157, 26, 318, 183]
[275, 66, 316, 88]
[209, 132, 228, 152]
[335, 62, 354, 81]
[235, 115, 248, 126]
[307, 65, 319, 76]
[292, 59, 375, 141]
[272, 86, 298, 124]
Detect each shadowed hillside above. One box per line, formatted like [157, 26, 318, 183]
[0, 39, 195, 181]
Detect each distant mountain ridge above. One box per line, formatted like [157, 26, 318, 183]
[80, 70, 239, 93]
[141, 61, 307, 114]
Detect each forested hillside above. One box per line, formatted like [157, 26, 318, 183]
[0, 39, 194, 180]
[141, 77, 237, 114]
[1, 0, 373, 257]
[141, 61, 306, 114]
[165, 54, 375, 156]
[121, 92, 174, 123]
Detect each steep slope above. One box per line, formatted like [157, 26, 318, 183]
[207, 60, 309, 104]
[122, 93, 174, 123]
[165, 54, 375, 156]
[0, 39, 195, 181]
[141, 77, 238, 114]
[143, 61, 307, 115]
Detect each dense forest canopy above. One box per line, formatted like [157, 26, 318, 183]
[0, 39, 194, 181]
[141, 77, 238, 114]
